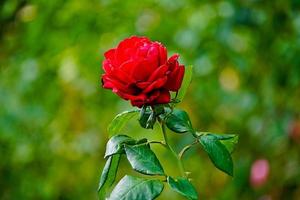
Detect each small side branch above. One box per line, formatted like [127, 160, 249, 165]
[148, 140, 167, 148]
[179, 140, 199, 160]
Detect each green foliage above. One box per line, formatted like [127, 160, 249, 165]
[101, 107, 236, 199]
[167, 177, 198, 200]
[220, 135, 238, 153]
[199, 134, 233, 176]
[139, 106, 156, 129]
[166, 109, 194, 134]
[202, 133, 239, 153]
[124, 144, 165, 176]
[108, 110, 139, 136]
[104, 134, 148, 158]
[105, 135, 135, 158]
[98, 154, 120, 199]
[108, 175, 164, 200]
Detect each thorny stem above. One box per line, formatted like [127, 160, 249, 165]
[160, 121, 186, 177]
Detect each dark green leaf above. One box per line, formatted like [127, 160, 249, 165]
[125, 144, 165, 175]
[139, 106, 156, 129]
[98, 154, 120, 199]
[167, 177, 198, 200]
[166, 109, 194, 134]
[108, 175, 164, 200]
[176, 65, 193, 103]
[146, 112, 156, 129]
[105, 135, 135, 158]
[108, 110, 139, 136]
[153, 105, 165, 116]
[199, 134, 233, 176]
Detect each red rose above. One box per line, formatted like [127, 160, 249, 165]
[101, 36, 185, 107]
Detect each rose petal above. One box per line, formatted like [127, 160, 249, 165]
[117, 36, 141, 51]
[146, 90, 161, 102]
[154, 89, 170, 104]
[136, 81, 151, 89]
[102, 75, 129, 92]
[143, 77, 168, 93]
[146, 45, 159, 68]
[130, 89, 160, 107]
[136, 43, 150, 58]
[168, 54, 179, 63]
[113, 68, 135, 83]
[104, 66, 134, 85]
[116, 36, 150, 64]
[104, 48, 116, 60]
[130, 100, 144, 107]
[131, 59, 157, 81]
[167, 54, 179, 71]
[119, 60, 137, 74]
[157, 43, 167, 65]
[147, 64, 168, 82]
[102, 59, 114, 73]
[116, 90, 147, 102]
[164, 65, 185, 91]
[101, 76, 114, 89]
[116, 42, 135, 64]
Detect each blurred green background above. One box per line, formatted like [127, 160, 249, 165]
[1, 0, 300, 199]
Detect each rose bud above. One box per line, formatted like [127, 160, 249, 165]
[101, 36, 185, 107]
[250, 159, 270, 188]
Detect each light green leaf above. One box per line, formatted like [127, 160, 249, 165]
[104, 135, 135, 158]
[199, 134, 233, 176]
[98, 154, 120, 199]
[166, 109, 194, 134]
[176, 65, 193, 103]
[213, 134, 238, 153]
[198, 132, 239, 153]
[167, 177, 198, 200]
[125, 144, 165, 175]
[108, 110, 139, 136]
[108, 175, 164, 200]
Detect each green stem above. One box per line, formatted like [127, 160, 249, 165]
[179, 140, 198, 159]
[148, 140, 167, 148]
[160, 122, 186, 177]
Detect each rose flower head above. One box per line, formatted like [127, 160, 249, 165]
[101, 36, 185, 107]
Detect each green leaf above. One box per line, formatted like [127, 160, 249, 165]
[167, 177, 198, 200]
[139, 106, 156, 129]
[176, 65, 193, 103]
[214, 134, 238, 153]
[220, 138, 238, 153]
[108, 175, 164, 200]
[199, 134, 233, 176]
[98, 154, 120, 199]
[166, 109, 194, 134]
[198, 132, 239, 153]
[153, 105, 165, 116]
[108, 110, 139, 136]
[124, 144, 165, 175]
[105, 135, 136, 158]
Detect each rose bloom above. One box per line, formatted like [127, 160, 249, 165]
[101, 36, 185, 107]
